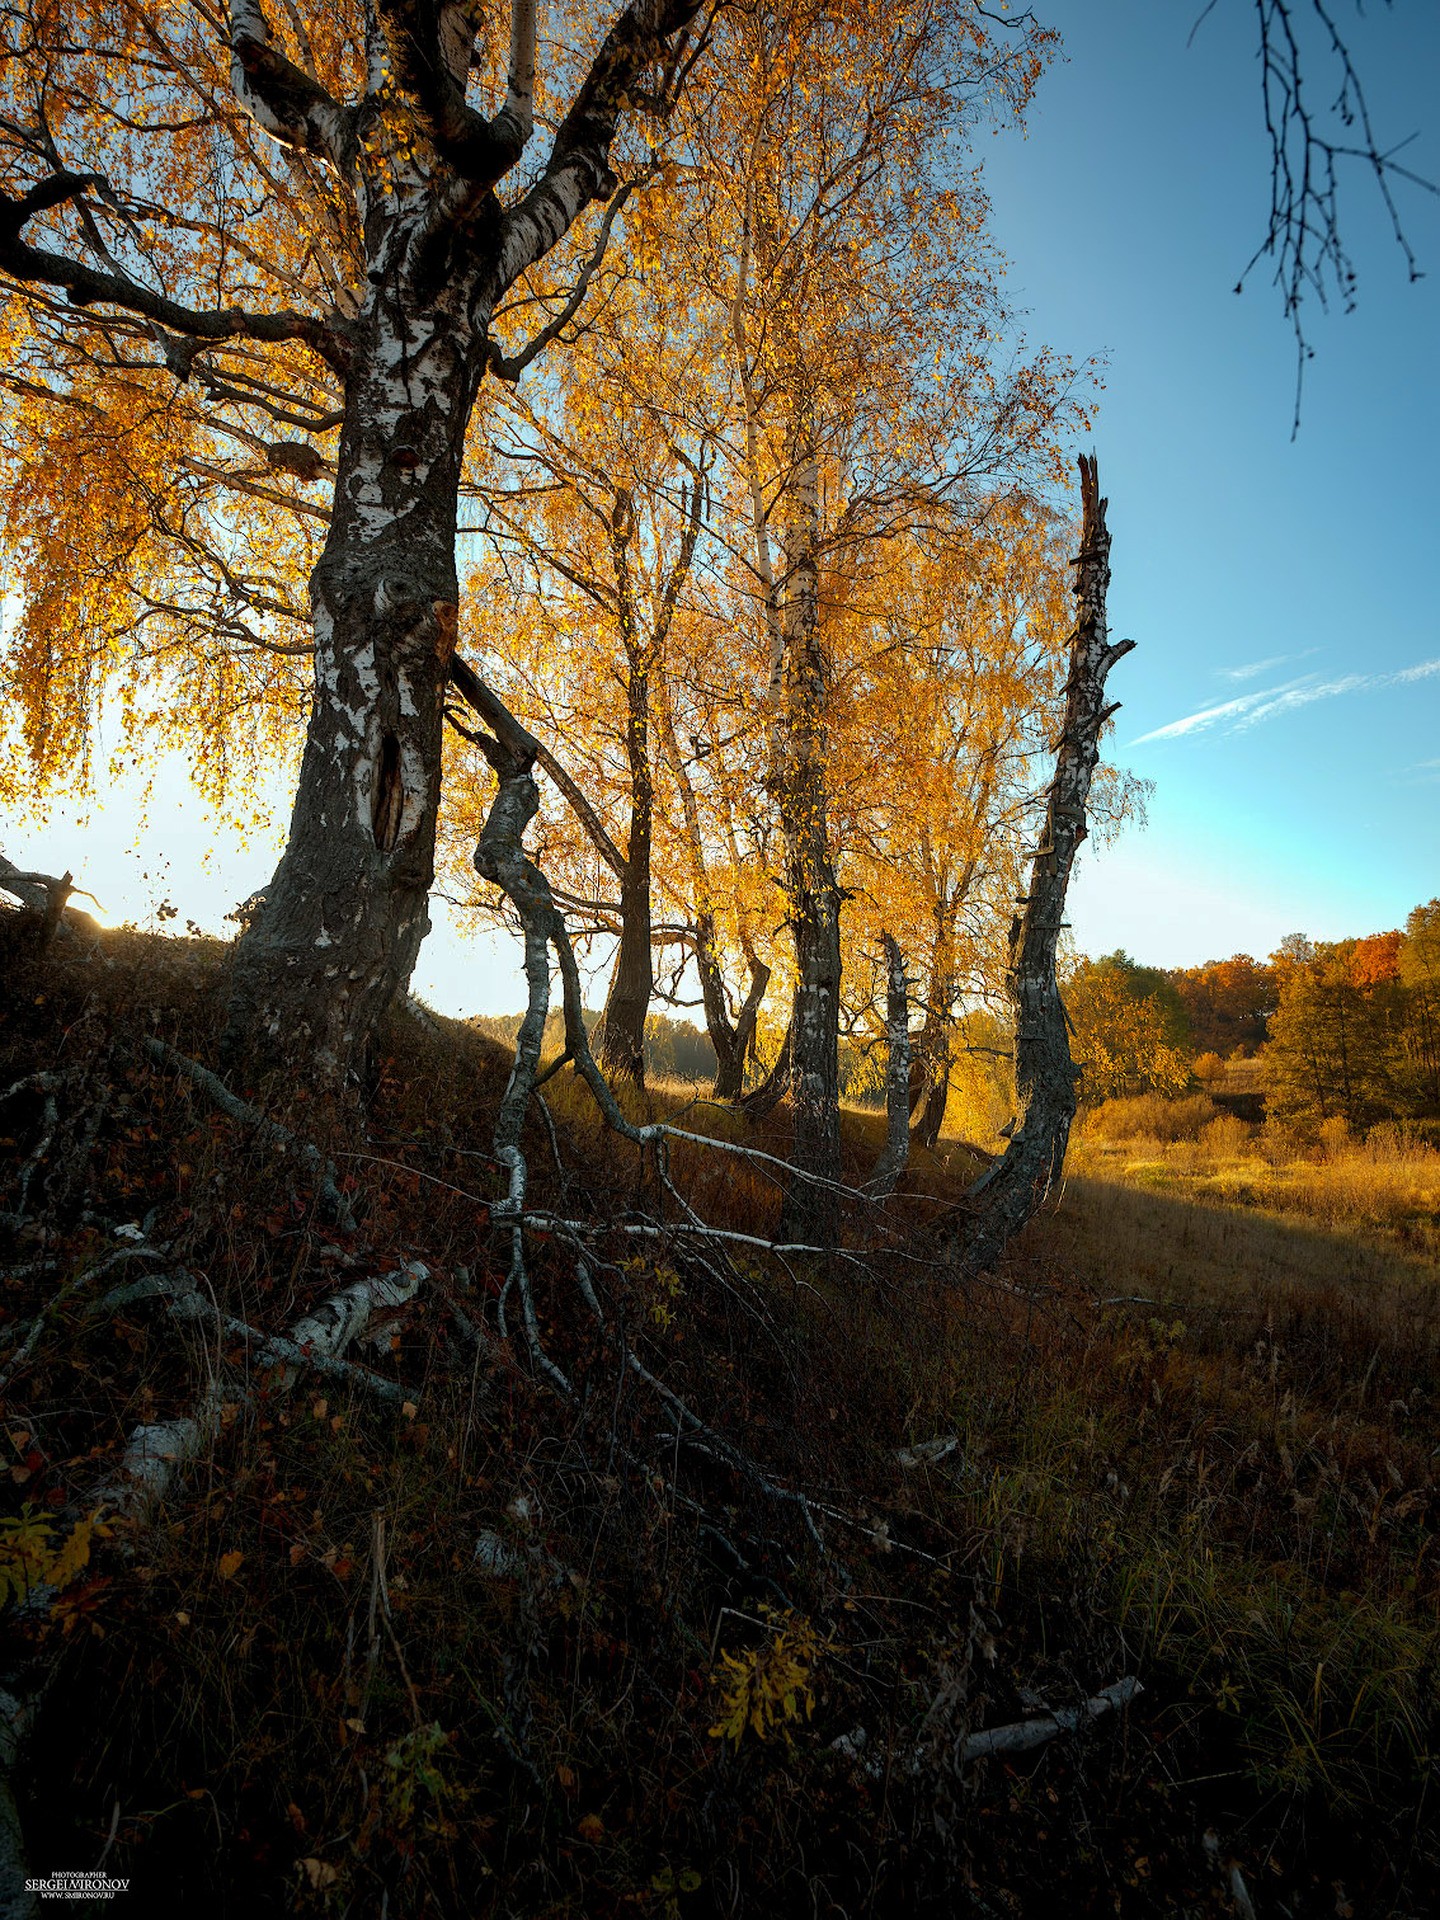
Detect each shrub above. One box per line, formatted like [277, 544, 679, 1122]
[1199, 1113, 1253, 1157]
[1084, 1092, 1217, 1144]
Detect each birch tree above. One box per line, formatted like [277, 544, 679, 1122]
[0, 0, 712, 1088]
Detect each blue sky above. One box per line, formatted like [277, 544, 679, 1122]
[8, 0, 1439, 1011]
[980, 0, 1440, 965]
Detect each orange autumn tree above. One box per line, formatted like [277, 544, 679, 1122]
[835, 500, 1082, 1149]
[0, 0, 719, 1087]
[667, 0, 1064, 1236]
[1063, 953, 1191, 1104]
[449, 264, 716, 1086]
[436, 0, 1077, 1155]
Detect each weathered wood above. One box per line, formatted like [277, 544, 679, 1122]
[958, 1676, 1142, 1763]
[955, 454, 1132, 1273]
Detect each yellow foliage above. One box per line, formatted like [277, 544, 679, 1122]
[709, 1606, 831, 1748]
[0, 1505, 100, 1608]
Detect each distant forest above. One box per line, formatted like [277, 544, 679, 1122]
[468, 893, 1440, 1137]
[1065, 896, 1440, 1132]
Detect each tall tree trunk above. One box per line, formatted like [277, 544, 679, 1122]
[869, 932, 911, 1197]
[595, 492, 654, 1085]
[225, 280, 483, 1089]
[958, 455, 1132, 1273]
[596, 833, 653, 1085]
[909, 928, 957, 1151]
[772, 433, 842, 1245]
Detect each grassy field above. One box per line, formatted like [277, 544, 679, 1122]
[1071, 1093, 1440, 1262]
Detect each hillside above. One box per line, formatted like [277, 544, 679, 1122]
[3, 921, 1439, 1916]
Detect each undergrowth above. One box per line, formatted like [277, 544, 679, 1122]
[2, 922, 1438, 1916]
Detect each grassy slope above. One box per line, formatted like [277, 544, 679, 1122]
[2, 923, 1438, 1917]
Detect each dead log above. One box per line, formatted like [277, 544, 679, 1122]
[954, 455, 1132, 1273]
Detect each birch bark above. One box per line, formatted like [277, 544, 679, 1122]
[223, 0, 707, 1087]
[769, 425, 843, 1244]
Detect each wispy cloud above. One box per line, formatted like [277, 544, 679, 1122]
[1132, 657, 1440, 747]
[1131, 675, 1316, 743]
[1216, 649, 1317, 683]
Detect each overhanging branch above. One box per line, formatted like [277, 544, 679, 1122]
[0, 177, 351, 374]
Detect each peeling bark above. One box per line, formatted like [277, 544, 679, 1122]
[224, 268, 481, 1088]
[955, 455, 1131, 1273]
[209, 0, 709, 1091]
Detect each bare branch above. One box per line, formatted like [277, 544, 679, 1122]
[488, 181, 635, 383]
[0, 177, 350, 373]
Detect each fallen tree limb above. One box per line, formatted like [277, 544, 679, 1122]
[957, 1675, 1142, 1763]
[139, 1036, 357, 1232]
[831, 1675, 1144, 1780]
[98, 1259, 426, 1521]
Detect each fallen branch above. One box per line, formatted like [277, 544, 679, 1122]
[140, 1036, 356, 1231]
[832, 1675, 1144, 1780]
[98, 1259, 427, 1520]
[958, 1676, 1142, 1763]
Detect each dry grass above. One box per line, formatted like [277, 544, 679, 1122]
[1070, 1102, 1440, 1263]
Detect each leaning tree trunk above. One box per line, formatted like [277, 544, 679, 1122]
[225, 276, 483, 1090]
[957, 454, 1132, 1273]
[909, 1007, 953, 1151]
